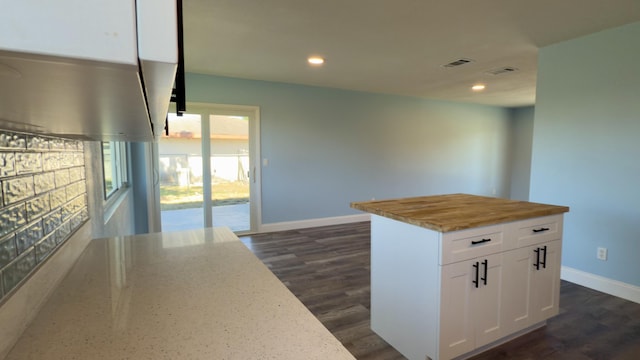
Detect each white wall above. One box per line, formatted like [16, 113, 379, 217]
[531, 22, 640, 293]
[509, 106, 534, 201]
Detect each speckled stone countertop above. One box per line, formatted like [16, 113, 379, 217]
[4, 227, 355, 360]
[351, 193, 569, 232]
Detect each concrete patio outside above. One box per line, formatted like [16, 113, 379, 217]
[160, 203, 250, 233]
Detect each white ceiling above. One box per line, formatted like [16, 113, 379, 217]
[183, 0, 640, 107]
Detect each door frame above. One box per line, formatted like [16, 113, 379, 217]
[153, 102, 261, 234]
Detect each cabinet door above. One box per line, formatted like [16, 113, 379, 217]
[531, 240, 562, 322]
[502, 246, 534, 334]
[502, 240, 562, 333]
[440, 253, 504, 359]
[440, 260, 475, 360]
[474, 253, 505, 347]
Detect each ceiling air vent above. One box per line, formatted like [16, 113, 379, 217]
[442, 58, 474, 68]
[486, 66, 519, 75]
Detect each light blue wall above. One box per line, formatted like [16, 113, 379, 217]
[531, 22, 640, 286]
[187, 74, 513, 224]
[130, 142, 150, 234]
[508, 106, 534, 201]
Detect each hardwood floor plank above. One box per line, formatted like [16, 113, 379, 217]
[240, 222, 403, 359]
[239, 222, 640, 360]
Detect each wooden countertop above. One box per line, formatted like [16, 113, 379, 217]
[351, 193, 569, 232]
[5, 227, 355, 360]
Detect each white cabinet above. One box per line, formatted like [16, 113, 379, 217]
[440, 253, 505, 360]
[0, 1, 138, 63]
[369, 213, 565, 360]
[0, 0, 177, 141]
[502, 240, 562, 334]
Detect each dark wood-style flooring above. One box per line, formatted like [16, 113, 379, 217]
[239, 222, 640, 360]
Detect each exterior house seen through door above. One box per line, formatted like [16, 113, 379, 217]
[158, 104, 260, 234]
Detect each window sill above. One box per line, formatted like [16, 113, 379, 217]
[103, 185, 130, 225]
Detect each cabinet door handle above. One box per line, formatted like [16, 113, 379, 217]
[472, 261, 479, 288]
[532, 227, 550, 233]
[471, 238, 492, 245]
[540, 245, 547, 269]
[481, 259, 488, 286]
[534, 248, 541, 270]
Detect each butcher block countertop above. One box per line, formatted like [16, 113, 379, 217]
[351, 193, 569, 232]
[5, 227, 355, 360]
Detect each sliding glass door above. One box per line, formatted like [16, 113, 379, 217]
[157, 104, 260, 234]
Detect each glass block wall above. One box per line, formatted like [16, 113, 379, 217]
[0, 130, 88, 301]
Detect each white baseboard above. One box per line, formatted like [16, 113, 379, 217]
[561, 266, 640, 304]
[259, 214, 371, 233]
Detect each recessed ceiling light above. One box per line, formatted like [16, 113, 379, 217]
[308, 56, 325, 65]
[471, 84, 486, 91]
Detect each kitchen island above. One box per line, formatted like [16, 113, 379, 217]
[352, 194, 569, 360]
[4, 227, 355, 360]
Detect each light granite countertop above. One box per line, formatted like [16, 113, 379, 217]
[352, 193, 569, 232]
[4, 227, 355, 359]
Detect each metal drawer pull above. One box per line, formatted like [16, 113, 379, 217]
[471, 238, 492, 245]
[532, 227, 550, 233]
[481, 259, 488, 286]
[533, 246, 548, 270]
[472, 261, 479, 288]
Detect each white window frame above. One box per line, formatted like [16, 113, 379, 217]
[102, 141, 129, 201]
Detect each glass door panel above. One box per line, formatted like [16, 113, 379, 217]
[157, 104, 259, 234]
[158, 113, 204, 231]
[209, 114, 250, 232]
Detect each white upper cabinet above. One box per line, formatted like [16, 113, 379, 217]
[0, 0, 178, 141]
[137, 0, 179, 139]
[137, 0, 178, 64]
[0, 1, 138, 64]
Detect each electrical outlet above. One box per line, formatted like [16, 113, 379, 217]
[597, 247, 608, 261]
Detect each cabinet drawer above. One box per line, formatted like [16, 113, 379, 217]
[441, 224, 504, 265]
[512, 215, 563, 248]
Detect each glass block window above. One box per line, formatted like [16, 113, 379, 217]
[0, 130, 88, 300]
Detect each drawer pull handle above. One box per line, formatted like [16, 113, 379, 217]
[533, 246, 548, 270]
[532, 227, 550, 233]
[471, 238, 492, 245]
[472, 261, 479, 288]
[481, 259, 488, 286]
